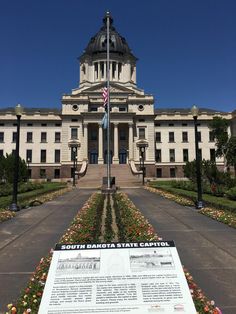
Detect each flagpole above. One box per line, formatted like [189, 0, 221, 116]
[106, 12, 111, 189]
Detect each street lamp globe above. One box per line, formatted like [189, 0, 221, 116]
[191, 105, 199, 118]
[15, 103, 23, 117]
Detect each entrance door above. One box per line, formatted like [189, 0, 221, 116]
[104, 150, 113, 164]
[119, 148, 127, 164]
[89, 149, 98, 164]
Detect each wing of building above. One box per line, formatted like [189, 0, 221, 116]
[0, 13, 235, 181]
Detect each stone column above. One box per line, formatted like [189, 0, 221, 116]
[113, 122, 119, 164]
[83, 123, 88, 161]
[98, 123, 104, 164]
[129, 123, 134, 160]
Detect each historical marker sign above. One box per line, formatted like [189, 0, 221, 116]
[38, 241, 196, 313]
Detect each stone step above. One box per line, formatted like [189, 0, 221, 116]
[78, 164, 141, 187]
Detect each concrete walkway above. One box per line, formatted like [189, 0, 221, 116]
[1, 187, 236, 313]
[0, 188, 94, 313]
[124, 188, 236, 314]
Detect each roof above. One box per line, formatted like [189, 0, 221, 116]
[0, 107, 61, 115]
[81, 12, 137, 60]
[154, 108, 228, 115]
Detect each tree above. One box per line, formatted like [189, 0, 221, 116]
[208, 117, 230, 172]
[0, 153, 27, 183]
[225, 136, 236, 176]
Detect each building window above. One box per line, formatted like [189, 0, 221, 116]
[55, 150, 61, 163]
[169, 132, 175, 142]
[41, 132, 47, 143]
[197, 131, 201, 142]
[41, 150, 46, 163]
[169, 149, 175, 162]
[0, 132, 4, 142]
[94, 62, 98, 79]
[209, 131, 215, 142]
[27, 123, 33, 126]
[55, 132, 61, 143]
[182, 132, 188, 142]
[120, 130, 126, 141]
[41, 123, 47, 127]
[119, 106, 126, 112]
[169, 123, 174, 127]
[55, 123, 61, 127]
[54, 169, 60, 179]
[12, 132, 17, 143]
[156, 168, 162, 178]
[71, 128, 78, 140]
[155, 132, 161, 142]
[170, 168, 176, 178]
[26, 149, 32, 163]
[139, 128, 145, 139]
[210, 149, 216, 161]
[0, 150, 3, 157]
[183, 149, 189, 162]
[12, 149, 16, 156]
[40, 168, 46, 178]
[27, 132, 33, 143]
[155, 149, 161, 162]
[118, 62, 122, 80]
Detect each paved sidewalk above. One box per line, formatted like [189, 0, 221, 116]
[124, 188, 236, 314]
[0, 188, 94, 313]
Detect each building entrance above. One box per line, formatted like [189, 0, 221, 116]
[119, 148, 127, 164]
[104, 150, 113, 164]
[89, 149, 98, 164]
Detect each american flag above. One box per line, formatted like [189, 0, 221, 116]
[102, 87, 108, 110]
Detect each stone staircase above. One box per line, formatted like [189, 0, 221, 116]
[78, 164, 142, 188]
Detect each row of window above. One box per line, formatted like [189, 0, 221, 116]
[155, 148, 216, 163]
[0, 132, 62, 143]
[155, 131, 215, 143]
[28, 167, 77, 179]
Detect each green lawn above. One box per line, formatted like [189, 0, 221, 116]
[149, 181, 236, 212]
[0, 182, 67, 211]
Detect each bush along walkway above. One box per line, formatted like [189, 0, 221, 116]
[0, 184, 71, 223]
[7, 192, 221, 314]
[146, 186, 236, 229]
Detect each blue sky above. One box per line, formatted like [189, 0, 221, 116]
[0, 0, 235, 111]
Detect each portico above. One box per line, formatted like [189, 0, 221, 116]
[83, 121, 134, 164]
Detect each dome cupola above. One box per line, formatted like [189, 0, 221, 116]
[79, 13, 137, 86]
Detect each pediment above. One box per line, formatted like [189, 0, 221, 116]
[79, 82, 139, 95]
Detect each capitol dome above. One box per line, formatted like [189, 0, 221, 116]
[81, 12, 137, 60]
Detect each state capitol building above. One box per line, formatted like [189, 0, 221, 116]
[0, 14, 235, 181]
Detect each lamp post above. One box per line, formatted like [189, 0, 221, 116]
[191, 105, 203, 209]
[9, 104, 23, 212]
[68, 140, 80, 187]
[27, 158, 30, 182]
[137, 141, 148, 186]
[72, 147, 76, 187]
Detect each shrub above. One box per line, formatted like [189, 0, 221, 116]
[225, 186, 236, 201]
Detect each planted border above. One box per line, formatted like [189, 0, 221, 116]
[146, 186, 236, 229]
[7, 192, 221, 314]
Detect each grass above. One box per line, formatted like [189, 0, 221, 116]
[149, 181, 236, 212]
[0, 182, 67, 211]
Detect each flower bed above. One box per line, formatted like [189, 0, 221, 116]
[145, 186, 236, 229]
[0, 210, 15, 222]
[7, 192, 221, 314]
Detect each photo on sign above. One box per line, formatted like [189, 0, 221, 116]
[129, 248, 175, 272]
[56, 250, 100, 275]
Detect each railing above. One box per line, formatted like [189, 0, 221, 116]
[129, 160, 142, 175]
[78, 160, 88, 177]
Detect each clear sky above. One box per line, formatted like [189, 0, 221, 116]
[0, 0, 235, 112]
